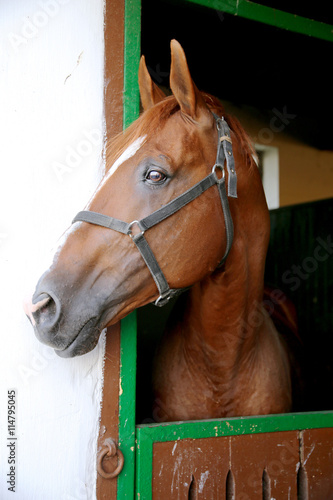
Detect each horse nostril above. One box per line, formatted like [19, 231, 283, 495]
[31, 291, 61, 330]
[33, 292, 50, 307]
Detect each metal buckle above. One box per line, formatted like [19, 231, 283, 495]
[127, 220, 145, 239]
[214, 115, 225, 131]
[154, 293, 171, 307]
[212, 164, 225, 184]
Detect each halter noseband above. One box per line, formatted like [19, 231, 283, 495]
[72, 114, 237, 307]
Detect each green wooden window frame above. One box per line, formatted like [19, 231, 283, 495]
[183, 0, 333, 42]
[118, 1, 333, 498]
[118, 0, 141, 496]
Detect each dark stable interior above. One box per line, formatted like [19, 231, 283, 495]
[135, 0, 333, 423]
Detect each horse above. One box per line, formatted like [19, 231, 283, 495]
[24, 40, 292, 421]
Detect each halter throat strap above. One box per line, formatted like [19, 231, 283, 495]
[72, 114, 237, 307]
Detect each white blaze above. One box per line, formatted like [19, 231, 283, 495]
[107, 135, 146, 178]
[85, 135, 147, 210]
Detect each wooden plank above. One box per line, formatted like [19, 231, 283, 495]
[97, 0, 140, 497]
[137, 411, 333, 443]
[231, 431, 299, 499]
[152, 437, 230, 498]
[96, 0, 126, 496]
[136, 424, 154, 498]
[182, 0, 333, 42]
[104, 0, 125, 141]
[123, 0, 141, 128]
[117, 1, 141, 497]
[118, 313, 138, 499]
[96, 324, 121, 499]
[301, 428, 333, 500]
[150, 432, 301, 499]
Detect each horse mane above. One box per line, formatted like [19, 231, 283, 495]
[106, 93, 256, 172]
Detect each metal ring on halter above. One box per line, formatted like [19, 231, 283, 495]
[127, 220, 145, 239]
[212, 164, 225, 184]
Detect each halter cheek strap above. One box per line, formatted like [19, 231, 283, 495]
[72, 115, 237, 307]
[212, 113, 237, 198]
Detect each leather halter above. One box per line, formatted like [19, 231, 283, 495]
[72, 114, 237, 307]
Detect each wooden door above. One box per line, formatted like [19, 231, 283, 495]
[96, 0, 140, 498]
[136, 413, 333, 499]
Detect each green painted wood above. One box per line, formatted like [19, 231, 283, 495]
[118, 312, 137, 499]
[137, 411, 333, 443]
[135, 425, 154, 499]
[182, 0, 333, 42]
[123, 0, 141, 129]
[117, 2, 141, 498]
[136, 411, 333, 499]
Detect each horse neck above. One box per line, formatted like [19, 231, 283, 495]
[181, 196, 270, 374]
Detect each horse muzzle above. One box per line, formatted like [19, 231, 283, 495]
[24, 289, 102, 357]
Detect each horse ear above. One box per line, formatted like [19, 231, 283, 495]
[170, 39, 212, 125]
[138, 55, 167, 111]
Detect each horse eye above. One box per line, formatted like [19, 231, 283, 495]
[146, 170, 166, 183]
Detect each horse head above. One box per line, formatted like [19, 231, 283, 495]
[25, 40, 263, 357]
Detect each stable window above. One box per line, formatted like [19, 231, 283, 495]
[97, 1, 333, 498]
[256, 144, 280, 209]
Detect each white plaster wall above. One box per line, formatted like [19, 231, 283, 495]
[0, 1, 106, 498]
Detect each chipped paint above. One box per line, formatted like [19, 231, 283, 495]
[198, 471, 209, 493]
[226, 421, 235, 432]
[303, 442, 316, 465]
[170, 455, 183, 494]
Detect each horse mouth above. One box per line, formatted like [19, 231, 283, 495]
[55, 317, 102, 358]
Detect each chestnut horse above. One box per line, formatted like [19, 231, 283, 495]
[25, 40, 291, 420]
